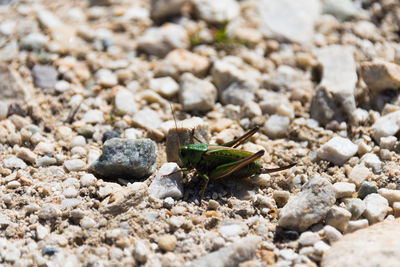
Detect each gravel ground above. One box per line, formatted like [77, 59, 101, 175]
[2, 0, 400, 266]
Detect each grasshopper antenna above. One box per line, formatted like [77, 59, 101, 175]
[170, 102, 182, 163]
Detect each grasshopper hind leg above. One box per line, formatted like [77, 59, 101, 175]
[198, 173, 210, 202]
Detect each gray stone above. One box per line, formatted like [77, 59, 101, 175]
[342, 198, 366, 220]
[323, 225, 343, 244]
[3, 156, 27, 169]
[91, 138, 157, 180]
[358, 181, 378, 199]
[38, 204, 62, 220]
[278, 177, 336, 231]
[360, 153, 382, 173]
[193, 0, 240, 24]
[32, 65, 58, 91]
[149, 163, 183, 199]
[19, 32, 48, 50]
[189, 236, 261, 267]
[151, 0, 185, 21]
[322, 219, 400, 267]
[363, 193, 389, 224]
[179, 72, 217, 112]
[100, 182, 148, 215]
[346, 219, 369, 233]
[137, 23, 189, 58]
[317, 136, 358, 165]
[259, 0, 321, 44]
[371, 110, 400, 143]
[310, 45, 357, 125]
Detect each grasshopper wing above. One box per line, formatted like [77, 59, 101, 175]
[209, 150, 265, 179]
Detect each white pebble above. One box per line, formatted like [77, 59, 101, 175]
[70, 136, 86, 148]
[346, 219, 369, 233]
[313, 241, 330, 254]
[96, 69, 118, 87]
[6, 180, 21, 189]
[317, 136, 358, 165]
[63, 187, 79, 198]
[3, 156, 27, 169]
[298, 231, 320, 246]
[263, 115, 290, 139]
[83, 110, 104, 124]
[80, 173, 97, 187]
[333, 182, 356, 199]
[363, 193, 389, 224]
[64, 159, 86, 172]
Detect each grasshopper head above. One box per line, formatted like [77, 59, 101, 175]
[179, 144, 207, 167]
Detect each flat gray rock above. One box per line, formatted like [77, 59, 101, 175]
[91, 138, 157, 180]
[322, 219, 400, 267]
[278, 177, 336, 232]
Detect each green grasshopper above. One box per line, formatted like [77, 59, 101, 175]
[174, 126, 295, 199]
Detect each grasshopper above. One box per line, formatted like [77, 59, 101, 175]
[174, 126, 295, 199]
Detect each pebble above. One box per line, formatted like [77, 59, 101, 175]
[95, 69, 118, 87]
[20, 32, 48, 50]
[323, 0, 358, 21]
[149, 77, 179, 98]
[363, 193, 389, 224]
[36, 156, 57, 167]
[325, 206, 351, 233]
[157, 234, 177, 252]
[38, 204, 62, 220]
[99, 182, 149, 215]
[132, 107, 162, 131]
[137, 23, 189, 58]
[263, 115, 290, 139]
[333, 182, 355, 199]
[348, 165, 372, 187]
[272, 190, 290, 207]
[165, 117, 210, 162]
[360, 60, 400, 93]
[190, 236, 261, 267]
[115, 89, 138, 115]
[371, 110, 400, 143]
[298, 231, 320, 246]
[378, 188, 400, 206]
[278, 177, 336, 232]
[310, 45, 357, 125]
[16, 147, 37, 164]
[6, 180, 21, 189]
[360, 153, 382, 173]
[163, 197, 175, 209]
[322, 225, 343, 244]
[193, 0, 239, 24]
[259, 0, 320, 44]
[32, 65, 58, 91]
[134, 239, 151, 263]
[379, 136, 397, 150]
[314, 241, 330, 255]
[358, 181, 378, 199]
[83, 110, 104, 124]
[3, 156, 27, 169]
[36, 224, 49, 240]
[393, 202, 400, 217]
[219, 81, 257, 106]
[63, 187, 79, 198]
[149, 163, 183, 199]
[150, 0, 185, 21]
[61, 198, 81, 209]
[317, 136, 358, 165]
[220, 223, 244, 238]
[80, 173, 97, 187]
[179, 72, 217, 112]
[157, 49, 210, 79]
[64, 159, 86, 172]
[342, 198, 366, 220]
[91, 138, 157, 180]
[322, 219, 400, 266]
[346, 219, 369, 233]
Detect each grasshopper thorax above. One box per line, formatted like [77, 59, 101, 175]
[179, 143, 208, 167]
